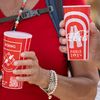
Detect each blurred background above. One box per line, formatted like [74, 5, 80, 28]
[86, 0, 100, 30]
[85, 2, 100, 99]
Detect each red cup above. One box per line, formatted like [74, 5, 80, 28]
[63, 5, 91, 61]
[2, 31, 32, 89]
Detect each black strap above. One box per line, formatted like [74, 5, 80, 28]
[0, 6, 53, 23]
[55, 0, 64, 24]
[0, 15, 17, 23]
[45, 0, 64, 37]
[46, 0, 73, 76]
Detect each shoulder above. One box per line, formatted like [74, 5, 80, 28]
[63, 0, 85, 5]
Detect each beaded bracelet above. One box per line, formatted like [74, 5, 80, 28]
[40, 70, 58, 99]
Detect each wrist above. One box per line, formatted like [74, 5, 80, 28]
[39, 70, 58, 99]
[37, 68, 50, 89]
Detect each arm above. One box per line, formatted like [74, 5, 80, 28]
[57, 21, 100, 100]
[12, 22, 100, 100]
[13, 51, 99, 100]
[53, 1, 99, 99]
[12, 21, 99, 100]
[53, 62, 99, 100]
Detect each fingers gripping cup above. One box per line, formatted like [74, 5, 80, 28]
[2, 31, 32, 89]
[63, 5, 91, 60]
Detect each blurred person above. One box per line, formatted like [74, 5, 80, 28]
[0, 0, 99, 100]
[87, 0, 100, 30]
[59, 20, 100, 100]
[94, 0, 100, 30]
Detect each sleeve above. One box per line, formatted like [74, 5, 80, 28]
[63, 0, 85, 5]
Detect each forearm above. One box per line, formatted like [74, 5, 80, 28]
[54, 62, 99, 100]
[54, 75, 98, 100]
[39, 68, 99, 100]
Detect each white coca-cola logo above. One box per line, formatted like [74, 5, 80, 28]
[2, 52, 15, 72]
[64, 11, 89, 60]
[67, 25, 88, 48]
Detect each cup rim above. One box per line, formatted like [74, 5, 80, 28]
[63, 5, 91, 8]
[4, 31, 32, 39]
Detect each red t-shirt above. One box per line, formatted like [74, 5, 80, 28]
[0, 0, 85, 100]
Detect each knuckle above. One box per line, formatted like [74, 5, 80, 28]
[60, 38, 66, 44]
[28, 77, 33, 83]
[59, 22, 62, 27]
[63, 38, 67, 43]
[59, 46, 63, 52]
[35, 60, 39, 65]
[30, 51, 36, 56]
[22, 77, 25, 81]
[59, 20, 64, 27]
[60, 29, 63, 34]
[18, 61, 21, 65]
[59, 46, 67, 53]
[22, 70, 26, 74]
[59, 37, 62, 43]
[30, 68, 34, 74]
[28, 81, 33, 84]
[60, 29, 66, 36]
[28, 60, 33, 66]
[16, 70, 21, 74]
[61, 46, 66, 51]
[62, 29, 66, 35]
[15, 61, 21, 65]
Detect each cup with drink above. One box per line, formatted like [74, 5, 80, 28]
[2, 31, 32, 89]
[63, 5, 91, 60]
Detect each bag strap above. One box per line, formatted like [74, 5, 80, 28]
[46, 0, 73, 76]
[0, 7, 53, 23]
[45, 0, 64, 37]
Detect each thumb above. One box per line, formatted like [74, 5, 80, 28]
[59, 20, 65, 28]
[90, 22, 99, 35]
[89, 22, 100, 58]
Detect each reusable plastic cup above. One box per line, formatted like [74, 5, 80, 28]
[2, 31, 32, 89]
[63, 5, 91, 60]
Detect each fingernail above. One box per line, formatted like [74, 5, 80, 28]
[59, 37, 62, 42]
[16, 77, 19, 80]
[14, 61, 18, 66]
[13, 70, 17, 74]
[21, 52, 25, 57]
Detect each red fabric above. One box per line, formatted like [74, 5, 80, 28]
[0, 0, 85, 100]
